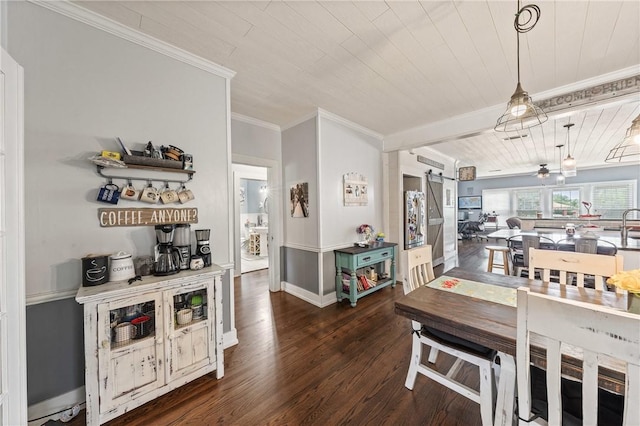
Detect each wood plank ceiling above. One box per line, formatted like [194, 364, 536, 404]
[74, 1, 640, 178]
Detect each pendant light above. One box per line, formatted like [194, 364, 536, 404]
[556, 144, 565, 185]
[537, 164, 549, 179]
[605, 114, 640, 163]
[562, 122, 577, 177]
[495, 1, 547, 132]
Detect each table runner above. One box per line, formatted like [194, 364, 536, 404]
[427, 275, 517, 307]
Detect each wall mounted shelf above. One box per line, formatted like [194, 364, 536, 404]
[96, 164, 195, 185]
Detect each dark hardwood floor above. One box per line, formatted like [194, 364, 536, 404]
[68, 239, 496, 426]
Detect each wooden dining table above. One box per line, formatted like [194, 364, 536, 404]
[394, 267, 629, 426]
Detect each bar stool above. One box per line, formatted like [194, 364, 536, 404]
[485, 245, 510, 275]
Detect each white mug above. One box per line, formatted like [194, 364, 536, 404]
[178, 187, 195, 204]
[140, 185, 160, 204]
[120, 182, 141, 201]
[160, 186, 178, 204]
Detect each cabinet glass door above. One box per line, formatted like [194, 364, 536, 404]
[165, 281, 214, 381]
[97, 293, 164, 413]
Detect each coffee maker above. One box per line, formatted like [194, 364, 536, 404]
[173, 224, 191, 270]
[154, 225, 181, 275]
[195, 229, 211, 267]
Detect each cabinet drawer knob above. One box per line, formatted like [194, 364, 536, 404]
[362, 256, 371, 262]
[381, 252, 388, 256]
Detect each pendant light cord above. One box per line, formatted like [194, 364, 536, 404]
[514, 1, 541, 84]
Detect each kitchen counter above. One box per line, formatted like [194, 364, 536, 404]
[520, 218, 640, 232]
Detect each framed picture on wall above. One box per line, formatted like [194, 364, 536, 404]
[343, 172, 368, 206]
[290, 182, 309, 218]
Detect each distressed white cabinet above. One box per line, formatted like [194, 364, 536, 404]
[76, 267, 225, 426]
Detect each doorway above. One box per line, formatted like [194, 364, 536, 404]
[235, 165, 269, 273]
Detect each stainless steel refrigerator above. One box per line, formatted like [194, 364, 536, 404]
[405, 191, 425, 249]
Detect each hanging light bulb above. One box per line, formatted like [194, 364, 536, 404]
[562, 122, 577, 177]
[495, 1, 547, 132]
[605, 113, 640, 162]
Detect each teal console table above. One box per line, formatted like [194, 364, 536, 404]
[334, 242, 397, 307]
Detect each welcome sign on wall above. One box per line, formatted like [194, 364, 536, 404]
[98, 207, 199, 227]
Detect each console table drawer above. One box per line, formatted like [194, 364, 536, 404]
[355, 248, 393, 267]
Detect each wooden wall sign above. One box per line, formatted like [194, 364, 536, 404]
[98, 207, 198, 227]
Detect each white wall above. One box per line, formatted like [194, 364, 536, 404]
[319, 116, 383, 248]
[6, 2, 231, 301]
[282, 117, 319, 248]
[231, 116, 281, 161]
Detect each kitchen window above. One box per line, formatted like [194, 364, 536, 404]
[592, 182, 635, 219]
[552, 189, 580, 218]
[515, 190, 541, 218]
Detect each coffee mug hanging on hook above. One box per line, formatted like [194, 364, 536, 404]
[178, 184, 195, 204]
[140, 180, 159, 204]
[160, 182, 178, 204]
[97, 180, 120, 205]
[121, 179, 141, 201]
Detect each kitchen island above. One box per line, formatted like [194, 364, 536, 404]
[486, 228, 640, 269]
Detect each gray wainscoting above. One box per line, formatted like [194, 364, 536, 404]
[26, 298, 84, 405]
[281, 246, 319, 294]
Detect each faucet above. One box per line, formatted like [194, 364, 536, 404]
[621, 208, 640, 243]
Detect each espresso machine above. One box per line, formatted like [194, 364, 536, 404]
[173, 224, 191, 270]
[154, 225, 180, 275]
[195, 229, 211, 267]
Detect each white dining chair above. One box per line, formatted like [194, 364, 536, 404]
[516, 287, 640, 425]
[404, 245, 497, 426]
[528, 248, 624, 292]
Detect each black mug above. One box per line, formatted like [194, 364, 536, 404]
[97, 183, 120, 204]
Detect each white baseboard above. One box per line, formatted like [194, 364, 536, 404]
[28, 386, 85, 425]
[282, 281, 323, 307]
[223, 329, 238, 349]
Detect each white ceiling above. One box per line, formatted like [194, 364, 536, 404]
[74, 1, 640, 177]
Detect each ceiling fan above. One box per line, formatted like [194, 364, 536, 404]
[536, 164, 550, 178]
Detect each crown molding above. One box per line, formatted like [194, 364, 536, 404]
[317, 108, 383, 140]
[30, 0, 236, 79]
[231, 113, 280, 132]
[281, 110, 318, 132]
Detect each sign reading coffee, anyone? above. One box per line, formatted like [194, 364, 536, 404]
[98, 207, 198, 227]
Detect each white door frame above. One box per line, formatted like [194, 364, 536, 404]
[0, 45, 28, 425]
[232, 154, 281, 292]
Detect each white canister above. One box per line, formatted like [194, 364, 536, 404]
[109, 251, 136, 282]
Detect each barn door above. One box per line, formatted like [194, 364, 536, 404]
[426, 174, 444, 266]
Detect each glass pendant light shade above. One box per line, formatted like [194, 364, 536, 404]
[495, 83, 548, 132]
[606, 114, 640, 163]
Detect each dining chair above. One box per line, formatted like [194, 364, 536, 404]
[528, 247, 624, 292]
[404, 245, 497, 426]
[507, 235, 555, 278]
[516, 287, 639, 426]
[506, 217, 521, 229]
[556, 238, 617, 256]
